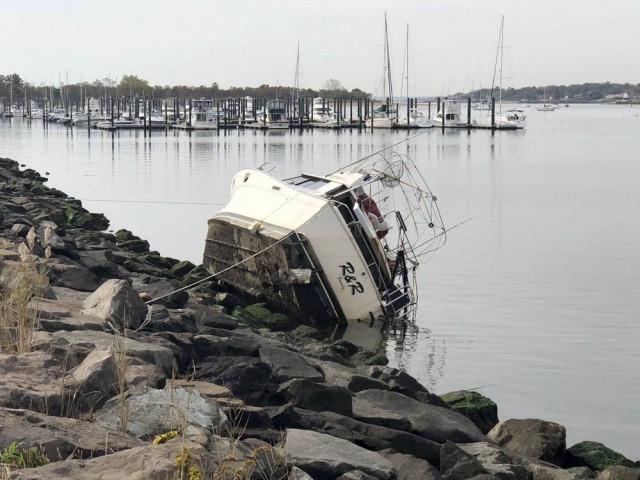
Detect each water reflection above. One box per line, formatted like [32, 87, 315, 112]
[1, 108, 639, 457]
[387, 321, 446, 391]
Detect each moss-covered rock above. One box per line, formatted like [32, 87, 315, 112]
[233, 303, 291, 331]
[140, 252, 176, 270]
[171, 260, 196, 278]
[567, 441, 628, 472]
[440, 390, 498, 434]
[290, 325, 323, 340]
[117, 239, 150, 253]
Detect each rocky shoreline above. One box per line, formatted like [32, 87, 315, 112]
[0, 156, 637, 479]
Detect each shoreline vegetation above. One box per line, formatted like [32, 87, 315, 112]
[0, 156, 638, 479]
[1, 73, 640, 107]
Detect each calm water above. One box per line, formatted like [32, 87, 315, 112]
[1, 105, 638, 459]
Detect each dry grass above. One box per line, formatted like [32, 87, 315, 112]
[0, 261, 46, 354]
[111, 325, 130, 433]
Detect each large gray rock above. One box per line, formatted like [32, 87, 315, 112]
[193, 356, 273, 400]
[9, 440, 216, 480]
[134, 278, 189, 309]
[277, 378, 353, 416]
[487, 418, 567, 467]
[95, 386, 228, 440]
[70, 348, 119, 410]
[48, 330, 176, 376]
[285, 428, 395, 480]
[288, 466, 315, 479]
[0, 407, 144, 461]
[314, 359, 390, 393]
[336, 472, 379, 479]
[82, 279, 148, 329]
[193, 305, 238, 330]
[352, 389, 486, 444]
[596, 465, 640, 480]
[47, 261, 101, 292]
[269, 406, 441, 466]
[378, 450, 441, 480]
[459, 442, 532, 479]
[518, 456, 591, 480]
[440, 441, 490, 480]
[260, 346, 324, 383]
[76, 249, 123, 281]
[0, 352, 68, 416]
[193, 333, 262, 358]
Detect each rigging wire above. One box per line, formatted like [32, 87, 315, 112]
[142, 232, 295, 306]
[77, 199, 226, 206]
[413, 193, 524, 258]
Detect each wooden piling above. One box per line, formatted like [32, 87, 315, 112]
[491, 97, 496, 131]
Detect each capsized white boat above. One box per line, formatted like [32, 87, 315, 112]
[203, 143, 447, 350]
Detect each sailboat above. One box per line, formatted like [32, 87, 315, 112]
[473, 16, 527, 130]
[369, 13, 396, 129]
[396, 24, 433, 129]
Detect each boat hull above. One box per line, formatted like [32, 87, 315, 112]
[202, 168, 393, 350]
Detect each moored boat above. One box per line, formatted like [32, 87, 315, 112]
[203, 146, 446, 350]
[432, 99, 468, 128]
[472, 16, 526, 130]
[311, 97, 334, 123]
[396, 108, 434, 128]
[536, 104, 556, 111]
[367, 13, 396, 129]
[257, 99, 289, 129]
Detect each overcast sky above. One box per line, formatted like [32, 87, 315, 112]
[2, 0, 639, 96]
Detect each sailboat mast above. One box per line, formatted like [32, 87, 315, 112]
[490, 15, 505, 115]
[384, 13, 394, 110]
[499, 16, 504, 114]
[293, 42, 300, 102]
[292, 42, 301, 117]
[405, 24, 409, 101]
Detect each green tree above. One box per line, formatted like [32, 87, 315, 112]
[118, 74, 150, 96]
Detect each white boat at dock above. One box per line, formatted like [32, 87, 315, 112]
[203, 145, 446, 350]
[311, 97, 335, 123]
[536, 104, 557, 111]
[95, 118, 137, 130]
[257, 99, 289, 129]
[432, 99, 468, 128]
[396, 25, 433, 129]
[72, 110, 108, 128]
[180, 99, 223, 129]
[472, 17, 527, 130]
[396, 108, 433, 128]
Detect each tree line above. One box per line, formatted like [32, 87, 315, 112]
[2, 73, 639, 106]
[0, 74, 370, 107]
[463, 82, 640, 102]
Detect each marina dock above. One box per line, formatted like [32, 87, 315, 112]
[8, 94, 527, 133]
